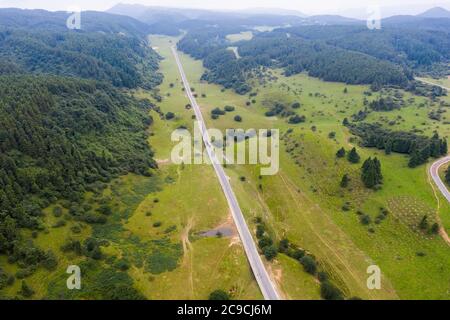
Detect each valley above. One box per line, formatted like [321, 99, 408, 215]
[0, 4, 450, 302]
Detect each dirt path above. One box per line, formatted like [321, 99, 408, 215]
[181, 218, 195, 297]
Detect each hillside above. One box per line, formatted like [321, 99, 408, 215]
[0, 28, 162, 89]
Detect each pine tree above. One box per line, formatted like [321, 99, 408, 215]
[340, 174, 350, 188]
[419, 215, 429, 231]
[362, 158, 383, 189]
[336, 148, 346, 158]
[347, 148, 361, 164]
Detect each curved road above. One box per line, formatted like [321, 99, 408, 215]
[430, 156, 450, 203]
[171, 46, 281, 300]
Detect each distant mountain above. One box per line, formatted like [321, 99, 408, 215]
[0, 8, 152, 37]
[108, 4, 306, 32]
[240, 8, 308, 17]
[418, 7, 450, 18]
[304, 15, 362, 25]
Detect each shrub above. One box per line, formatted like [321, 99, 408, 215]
[234, 115, 243, 122]
[320, 281, 344, 300]
[165, 112, 175, 120]
[153, 222, 162, 228]
[224, 106, 235, 112]
[292, 102, 301, 109]
[20, 281, 35, 298]
[209, 290, 230, 300]
[347, 148, 361, 164]
[300, 256, 317, 275]
[262, 246, 278, 261]
[360, 215, 372, 225]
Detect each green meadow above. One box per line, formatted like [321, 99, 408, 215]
[168, 34, 450, 300]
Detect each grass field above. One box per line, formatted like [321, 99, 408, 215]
[170, 34, 450, 300]
[226, 31, 254, 42]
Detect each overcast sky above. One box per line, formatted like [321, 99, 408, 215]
[0, 0, 449, 17]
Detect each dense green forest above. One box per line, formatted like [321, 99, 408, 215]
[0, 75, 158, 278]
[282, 25, 450, 69]
[0, 10, 163, 298]
[0, 9, 153, 37]
[347, 122, 447, 167]
[0, 29, 162, 89]
[178, 28, 411, 94]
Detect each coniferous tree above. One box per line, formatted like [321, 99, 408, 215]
[362, 158, 383, 189]
[336, 148, 346, 158]
[340, 174, 350, 188]
[347, 148, 361, 164]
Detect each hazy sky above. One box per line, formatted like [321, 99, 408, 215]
[0, 0, 449, 17]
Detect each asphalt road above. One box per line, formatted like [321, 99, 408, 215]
[430, 156, 450, 203]
[171, 46, 281, 300]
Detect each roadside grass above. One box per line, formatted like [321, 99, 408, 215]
[176, 42, 450, 300]
[122, 35, 262, 299]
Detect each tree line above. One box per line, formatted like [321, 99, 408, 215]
[346, 122, 447, 167]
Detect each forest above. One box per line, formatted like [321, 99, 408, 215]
[346, 122, 448, 167]
[0, 28, 162, 89]
[0, 75, 158, 275]
[0, 13, 163, 296]
[178, 27, 412, 94]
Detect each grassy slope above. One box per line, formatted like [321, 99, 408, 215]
[175, 38, 450, 300]
[128, 35, 262, 299]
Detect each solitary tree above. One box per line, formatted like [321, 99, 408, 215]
[336, 147, 346, 158]
[362, 157, 383, 189]
[340, 174, 350, 188]
[347, 148, 361, 164]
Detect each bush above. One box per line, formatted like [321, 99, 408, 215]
[212, 108, 226, 116]
[53, 206, 63, 218]
[292, 102, 301, 109]
[153, 222, 162, 228]
[209, 290, 230, 300]
[320, 281, 344, 300]
[288, 115, 306, 124]
[258, 237, 273, 249]
[20, 281, 35, 298]
[115, 259, 131, 271]
[224, 106, 235, 112]
[300, 256, 317, 275]
[234, 115, 243, 122]
[360, 215, 372, 225]
[165, 112, 175, 120]
[263, 246, 278, 261]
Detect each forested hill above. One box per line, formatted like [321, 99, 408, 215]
[0, 29, 162, 89]
[0, 75, 158, 275]
[0, 9, 152, 37]
[282, 25, 450, 70]
[0, 9, 163, 290]
[178, 28, 409, 94]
